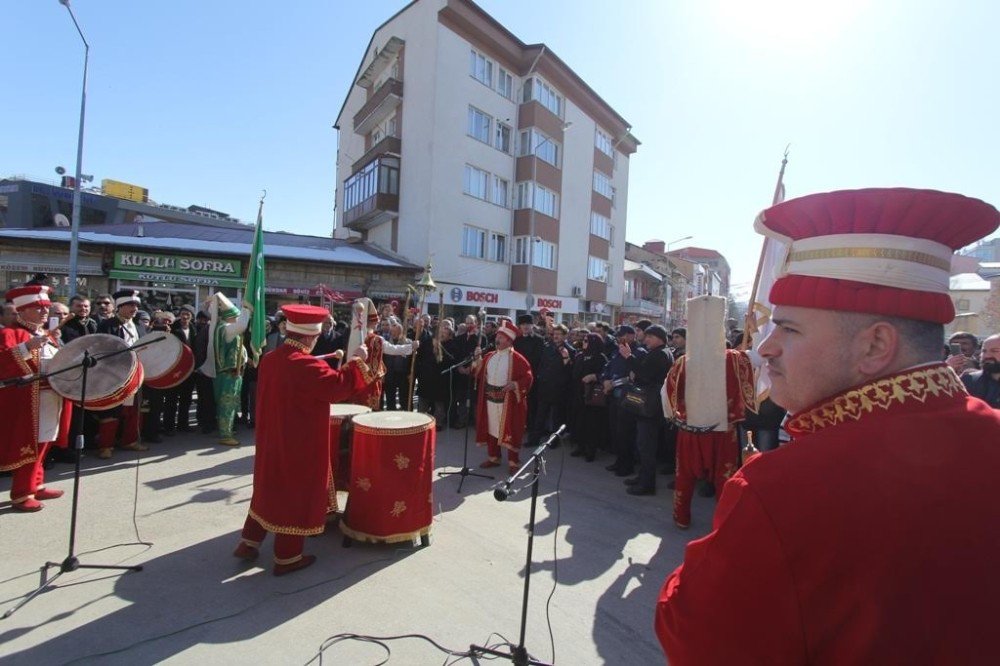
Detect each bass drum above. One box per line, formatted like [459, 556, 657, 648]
[48, 333, 143, 410]
[134, 331, 193, 389]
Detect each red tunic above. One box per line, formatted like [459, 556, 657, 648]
[352, 333, 385, 410]
[0, 327, 71, 472]
[474, 348, 533, 451]
[248, 341, 370, 536]
[656, 364, 1000, 665]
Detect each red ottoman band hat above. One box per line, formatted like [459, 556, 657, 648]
[281, 304, 328, 335]
[754, 188, 999, 323]
[6, 285, 52, 311]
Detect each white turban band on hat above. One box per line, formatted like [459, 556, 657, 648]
[286, 321, 323, 335]
[755, 222, 953, 294]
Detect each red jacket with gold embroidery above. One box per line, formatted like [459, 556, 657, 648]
[474, 348, 533, 450]
[656, 364, 1000, 664]
[663, 349, 756, 429]
[0, 327, 72, 471]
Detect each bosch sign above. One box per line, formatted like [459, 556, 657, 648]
[465, 290, 499, 303]
[536, 298, 562, 309]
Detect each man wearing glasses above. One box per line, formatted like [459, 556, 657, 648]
[93, 294, 115, 323]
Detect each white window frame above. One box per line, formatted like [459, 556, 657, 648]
[515, 182, 559, 218]
[463, 165, 490, 201]
[595, 128, 614, 157]
[497, 67, 514, 100]
[489, 231, 507, 262]
[590, 212, 611, 240]
[492, 175, 509, 208]
[462, 225, 487, 259]
[467, 106, 492, 145]
[518, 129, 560, 167]
[514, 236, 556, 269]
[495, 122, 512, 154]
[588, 256, 610, 282]
[593, 170, 615, 202]
[470, 49, 493, 87]
[523, 77, 563, 117]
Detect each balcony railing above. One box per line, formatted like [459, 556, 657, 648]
[352, 135, 401, 172]
[342, 156, 400, 230]
[353, 78, 403, 135]
[622, 297, 665, 317]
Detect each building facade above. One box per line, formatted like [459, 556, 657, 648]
[333, 0, 639, 323]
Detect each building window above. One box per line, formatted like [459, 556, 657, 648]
[468, 106, 492, 144]
[343, 157, 399, 213]
[470, 49, 493, 87]
[588, 256, 610, 282]
[519, 129, 560, 167]
[495, 122, 512, 154]
[522, 77, 563, 117]
[464, 165, 490, 201]
[595, 129, 614, 157]
[515, 182, 558, 218]
[492, 176, 509, 208]
[497, 67, 514, 100]
[514, 236, 556, 269]
[590, 212, 611, 240]
[489, 232, 507, 262]
[462, 225, 487, 259]
[593, 170, 615, 204]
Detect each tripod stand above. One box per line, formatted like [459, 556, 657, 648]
[470, 424, 565, 666]
[437, 354, 492, 492]
[2, 337, 160, 619]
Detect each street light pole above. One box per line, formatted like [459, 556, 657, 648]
[60, 0, 89, 297]
[666, 235, 693, 253]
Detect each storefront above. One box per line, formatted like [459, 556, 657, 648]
[437, 283, 580, 323]
[108, 250, 244, 311]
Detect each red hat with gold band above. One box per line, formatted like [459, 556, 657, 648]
[5, 285, 52, 312]
[497, 318, 518, 342]
[281, 304, 328, 335]
[754, 188, 1000, 323]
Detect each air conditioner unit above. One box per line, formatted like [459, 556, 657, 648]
[571, 286, 582, 296]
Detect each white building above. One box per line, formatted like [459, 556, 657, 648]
[333, 0, 639, 321]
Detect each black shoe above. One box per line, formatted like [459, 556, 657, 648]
[623, 476, 641, 486]
[698, 482, 716, 498]
[605, 463, 619, 472]
[626, 486, 655, 496]
[614, 467, 634, 478]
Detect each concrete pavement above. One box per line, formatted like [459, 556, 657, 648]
[0, 423, 716, 665]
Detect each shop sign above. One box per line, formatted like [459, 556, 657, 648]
[440, 283, 579, 313]
[113, 251, 241, 278]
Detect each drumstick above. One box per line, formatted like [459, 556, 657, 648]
[315, 351, 345, 361]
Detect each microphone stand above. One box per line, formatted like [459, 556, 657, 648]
[2, 336, 162, 619]
[437, 353, 493, 492]
[471, 424, 565, 666]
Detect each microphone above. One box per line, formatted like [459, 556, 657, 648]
[494, 483, 512, 502]
[493, 424, 566, 502]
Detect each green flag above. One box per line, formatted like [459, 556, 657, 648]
[245, 199, 267, 365]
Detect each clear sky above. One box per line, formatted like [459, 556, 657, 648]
[5, 0, 998, 298]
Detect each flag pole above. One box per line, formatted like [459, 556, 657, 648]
[741, 146, 789, 350]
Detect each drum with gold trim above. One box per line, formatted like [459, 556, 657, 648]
[340, 411, 435, 546]
[328, 403, 371, 499]
[48, 333, 144, 410]
[134, 332, 194, 389]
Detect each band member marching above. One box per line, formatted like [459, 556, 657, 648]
[0, 285, 73, 511]
[473, 318, 533, 474]
[233, 305, 374, 576]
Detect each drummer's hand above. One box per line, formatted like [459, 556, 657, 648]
[473, 346, 482, 359]
[411, 339, 419, 350]
[352, 344, 368, 363]
[331, 349, 345, 361]
[503, 381, 518, 393]
[25, 336, 50, 351]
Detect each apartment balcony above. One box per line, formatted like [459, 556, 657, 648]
[353, 78, 403, 136]
[342, 156, 400, 231]
[621, 296, 665, 317]
[352, 135, 401, 172]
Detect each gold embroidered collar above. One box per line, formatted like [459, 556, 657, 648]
[283, 338, 312, 353]
[785, 364, 967, 436]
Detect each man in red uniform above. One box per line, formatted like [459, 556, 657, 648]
[0, 285, 73, 511]
[656, 188, 1000, 664]
[664, 295, 756, 528]
[233, 305, 374, 576]
[474, 319, 533, 473]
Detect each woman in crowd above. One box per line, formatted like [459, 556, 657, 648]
[570, 333, 609, 462]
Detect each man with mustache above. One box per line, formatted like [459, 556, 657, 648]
[655, 188, 1000, 664]
[960, 333, 1000, 408]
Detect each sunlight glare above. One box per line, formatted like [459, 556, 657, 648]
[709, 0, 869, 49]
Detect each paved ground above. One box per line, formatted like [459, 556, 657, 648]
[0, 423, 716, 665]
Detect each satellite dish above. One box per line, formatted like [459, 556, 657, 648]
[53, 214, 70, 228]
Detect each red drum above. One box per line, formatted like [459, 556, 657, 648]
[48, 333, 144, 411]
[135, 332, 193, 389]
[340, 411, 436, 545]
[328, 404, 372, 509]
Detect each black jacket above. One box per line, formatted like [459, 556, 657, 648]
[97, 316, 147, 342]
[513, 333, 544, 374]
[627, 345, 673, 392]
[62, 316, 97, 343]
[536, 340, 576, 401]
[961, 370, 1000, 409]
